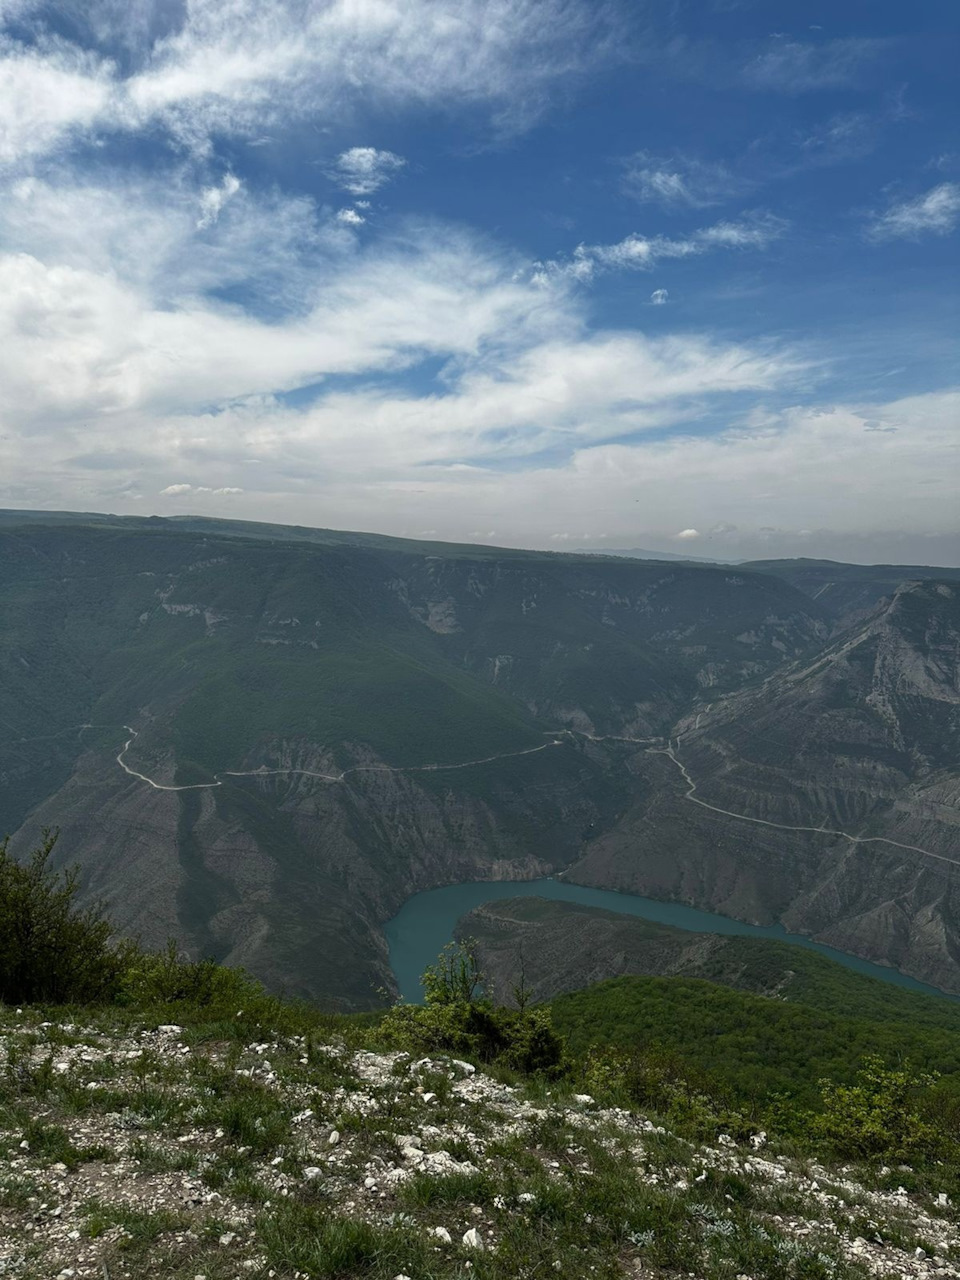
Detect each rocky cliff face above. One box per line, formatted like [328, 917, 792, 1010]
[569, 582, 960, 993]
[743, 559, 960, 630]
[386, 551, 828, 735]
[2, 517, 957, 1004]
[14, 733, 623, 1007]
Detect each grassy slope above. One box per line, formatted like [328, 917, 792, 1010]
[6, 996, 958, 1280]
[549, 969, 960, 1108]
[466, 897, 960, 1106]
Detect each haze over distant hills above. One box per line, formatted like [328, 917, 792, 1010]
[2, 510, 959, 1006]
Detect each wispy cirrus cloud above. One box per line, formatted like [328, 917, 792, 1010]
[741, 37, 886, 93]
[866, 183, 960, 241]
[196, 173, 241, 229]
[0, 0, 620, 163]
[535, 212, 786, 283]
[623, 151, 741, 208]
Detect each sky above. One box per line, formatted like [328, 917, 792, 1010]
[0, 0, 958, 564]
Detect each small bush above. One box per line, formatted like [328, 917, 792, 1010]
[581, 1045, 753, 1142]
[0, 830, 131, 1005]
[119, 939, 256, 1009]
[379, 941, 566, 1075]
[811, 1055, 942, 1160]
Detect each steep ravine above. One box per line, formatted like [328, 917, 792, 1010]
[15, 732, 626, 1007]
[4, 519, 958, 1006]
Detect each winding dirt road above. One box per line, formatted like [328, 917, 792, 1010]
[648, 740, 959, 868]
[17, 720, 954, 868]
[115, 725, 568, 792]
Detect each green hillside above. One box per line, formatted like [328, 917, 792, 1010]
[550, 970, 960, 1110]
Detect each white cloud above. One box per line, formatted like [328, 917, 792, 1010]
[623, 152, 739, 208]
[336, 207, 366, 226]
[304, 389, 956, 553]
[675, 528, 700, 539]
[797, 112, 874, 162]
[159, 482, 243, 496]
[537, 212, 786, 283]
[0, 160, 809, 511]
[197, 174, 241, 229]
[650, 288, 668, 305]
[742, 38, 885, 93]
[866, 183, 960, 242]
[0, 38, 112, 163]
[331, 148, 405, 196]
[1, 0, 616, 163]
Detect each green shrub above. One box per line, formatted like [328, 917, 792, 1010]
[0, 830, 131, 1005]
[581, 1044, 753, 1142]
[379, 941, 566, 1075]
[811, 1055, 942, 1160]
[119, 939, 256, 1009]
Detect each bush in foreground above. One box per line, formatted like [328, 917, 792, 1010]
[379, 941, 566, 1075]
[0, 830, 130, 1005]
[812, 1055, 944, 1160]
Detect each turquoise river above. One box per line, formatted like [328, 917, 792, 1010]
[384, 878, 958, 1005]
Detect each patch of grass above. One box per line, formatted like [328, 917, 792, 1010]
[400, 1168, 497, 1208]
[129, 1137, 198, 1173]
[83, 1200, 189, 1252]
[0, 1172, 38, 1209]
[20, 1118, 113, 1168]
[192, 1063, 293, 1156]
[258, 1202, 431, 1277]
[200, 1151, 272, 1205]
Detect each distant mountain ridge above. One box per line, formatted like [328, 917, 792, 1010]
[1, 510, 958, 1004]
[743, 557, 960, 626]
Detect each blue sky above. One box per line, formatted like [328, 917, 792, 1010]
[0, 0, 957, 562]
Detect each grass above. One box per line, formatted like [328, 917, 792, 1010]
[2, 996, 953, 1280]
[128, 1137, 198, 1174]
[400, 1168, 497, 1207]
[19, 1118, 113, 1168]
[257, 1202, 432, 1277]
[83, 1199, 190, 1250]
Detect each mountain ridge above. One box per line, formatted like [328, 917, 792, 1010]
[1, 512, 957, 1004]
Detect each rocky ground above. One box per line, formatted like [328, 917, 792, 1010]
[0, 1010, 957, 1280]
